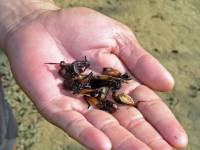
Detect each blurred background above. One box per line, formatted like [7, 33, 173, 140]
[0, 0, 200, 149]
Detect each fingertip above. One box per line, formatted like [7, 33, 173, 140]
[155, 118, 188, 149]
[97, 135, 112, 150]
[81, 127, 112, 150]
[95, 138, 112, 150]
[162, 71, 175, 91]
[134, 54, 174, 91]
[153, 69, 175, 92]
[171, 130, 188, 149]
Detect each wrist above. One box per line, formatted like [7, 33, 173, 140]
[0, 0, 60, 49]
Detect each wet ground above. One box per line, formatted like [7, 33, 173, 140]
[0, 0, 200, 149]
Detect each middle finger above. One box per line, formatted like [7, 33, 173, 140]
[84, 109, 151, 150]
[113, 106, 172, 150]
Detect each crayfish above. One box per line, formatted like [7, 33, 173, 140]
[46, 57, 135, 113]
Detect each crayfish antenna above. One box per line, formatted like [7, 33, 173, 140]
[44, 62, 60, 64]
[84, 56, 88, 61]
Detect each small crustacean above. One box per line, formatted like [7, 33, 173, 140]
[96, 87, 109, 101]
[97, 100, 118, 113]
[46, 57, 136, 114]
[102, 67, 132, 80]
[76, 72, 93, 89]
[63, 72, 93, 94]
[83, 95, 99, 108]
[80, 88, 98, 95]
[119, 73, 132, 80]
[63, 78, 81, 93]
[71, 56, 90, 77]
[81, 87, 109, 101]
[81, 87, 109, 99]
[83, 95, 118, 113]
[112, 92, 135, 106]
[102, 67, 121, 77]
[45, 56, 90, 79]
[89, 75, 122, 90]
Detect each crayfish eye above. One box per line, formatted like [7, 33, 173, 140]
[85, 61, 90, 66]
[60, 61, 67, 67]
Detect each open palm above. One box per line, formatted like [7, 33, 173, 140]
[5, 7, 187, 150]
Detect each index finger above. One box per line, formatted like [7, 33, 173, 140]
[115, 34, 174, 91]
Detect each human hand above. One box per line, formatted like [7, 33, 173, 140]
[4, 7, 188, 150]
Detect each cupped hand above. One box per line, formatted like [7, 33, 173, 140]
[5, 7, 188, 150]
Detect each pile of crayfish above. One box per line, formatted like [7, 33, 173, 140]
[46, 57, 135, 113]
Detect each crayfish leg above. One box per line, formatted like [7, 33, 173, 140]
[83, 95, 99, 109]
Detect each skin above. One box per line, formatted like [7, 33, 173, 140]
[0, 1, 188, 150]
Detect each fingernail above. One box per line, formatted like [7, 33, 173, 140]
[173, 130, 188, 148]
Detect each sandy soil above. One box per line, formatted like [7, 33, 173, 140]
[0, 0, 200, 149]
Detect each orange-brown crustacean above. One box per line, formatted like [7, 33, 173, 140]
[46, 57, 135, 114]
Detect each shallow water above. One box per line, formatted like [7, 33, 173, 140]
[0, 0, 200, 149]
